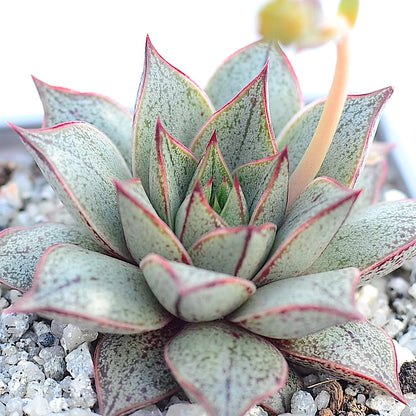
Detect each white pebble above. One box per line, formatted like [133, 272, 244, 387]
[366, 391, 405, 416]
[129, 404, 163, 416]
[61, 324, 97, 353]
[65, 342, 94, 379]
[315, 390, 330, 410]
[291, 391, 317, 416]
[23, 396, 50, 416]
[165, 403, 208, 416]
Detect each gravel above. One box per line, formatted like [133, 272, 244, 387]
[2, 158, 416, 415]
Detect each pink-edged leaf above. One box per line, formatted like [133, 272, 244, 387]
[190, 64, 277, 172]
[0, 223, 106, 292]
[165, 321, 288, 416]
[33, 77, 133, 165]
[188, 224, 276, 279]
[186, 132, 233, 199]
[205, 40, 303, 138]
[7, 244, 172, 334]
[229, 268, 362, 338]
[149, 119, 198, 228]
[95, 324, 180, 416]
[277, 87, 393, 187]
[274, 320, 405, 403]
[249, 148, 289, 226]
[254, 178, 360, 286]
[10, 122, 133, 261]
[133, 36, 214, 193]
[140, 254, 255, 322]
[115, 179, 191, 265]
[219, 176, 249, 227]
[306, 199, 416, 283]
[175, 182, 228, 250]
[261, 368, 303, 415]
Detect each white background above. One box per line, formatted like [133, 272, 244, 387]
[1, 1, 416, 193]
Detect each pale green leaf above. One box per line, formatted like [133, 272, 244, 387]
[95, 325, 179, 416]
[9, 245, 172, 334]
[219, 177, 249, 227]
[277, 88, 393, 187]
[141, 254, 255, 322]
[274, 321, 404, 402]
[205, 40, 303, 137]
[133, 37, 214, 193]
[229, 268, 362, 338]
[33, 77, 133, 165]
[0, 223, 106, 292]
[191, 66, 277, 172]
[165, 322, 288, 416]
[254, 178, 359, 286]
[306, 199, 416, 283]
[188, 224, 276, 279]
[149, 119, 198, 228]
[11, 122, 133, 260]
[115, 179, 191, 264]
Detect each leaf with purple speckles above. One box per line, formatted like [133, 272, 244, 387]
[9, 244, 171, 334]
[274, 320, 405, 403]
[165, 321, 288, 416]
[306, 199, 416, 283]
[141, 254, 255, 322]
[33, 77, 133, 165]
[95, 324, 180, 416]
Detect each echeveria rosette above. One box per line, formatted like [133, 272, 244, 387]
[1, 37, 415, 416]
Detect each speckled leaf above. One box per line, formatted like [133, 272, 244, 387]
[187, 133, 233, 199]
[249, 148, 289, 226]
[8, 244, 172, 334]
[205, 40, 303, 138]
[0, 223, 106, 292]
[306, 199, 416, 283]
[175, 182, 228, 250]
[229, 268, 362, 338]
[95, 324, 180, 416]
[165, 321, 288, 416]
[261, 368, 303, 414]
[277, 88, 393, 187]
[133, 36, 214, 193]
[141, 254, 255, 322]
[254, 178, 360, 286]
[115, 179, 191, 265]
[188, 224, 276, 279]
[10, 122, 133, 261]
[219, 177, 249, 226]
[274, 320, 404, 402]
[33, 77, 133, 165]
[149, 119, 198, 228]
[190, 65, 277, 172]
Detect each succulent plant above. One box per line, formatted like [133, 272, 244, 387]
[2, 12, 416, 416]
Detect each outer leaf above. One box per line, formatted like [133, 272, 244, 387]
[33, 77, 133, 165]
[190, 65, 277, 172]
[188, 224, 276, 279]
[165, 322, 288, 416]
[186, 132, 233, 199]
[274, 321, 405, 403]
[306, 199, 416, 283]
[140, 254, 255, 322]
[149, 119, 198, 228]
[205, 40, 303, 137]
[115, 179, 191, 265]
[95, 325, 180, 416]
[261, 368, 303, 415]
[229, 268, 362, 338]
[8, 244, 172, 334]
[133, 36, 214, 193]
[0, 223, 106, 292]
[254, 178, 360, 286]
[175, 182, 228, 250]
[277, 88, 393, 187]
[10, 122, 133, 261]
